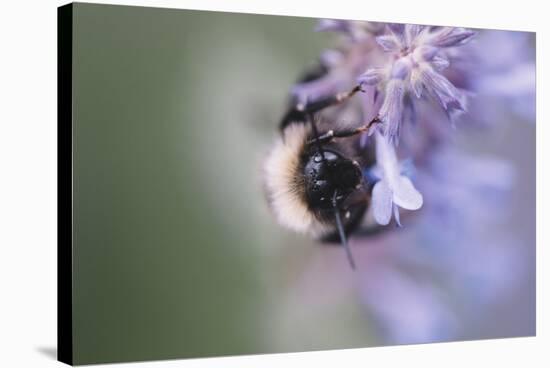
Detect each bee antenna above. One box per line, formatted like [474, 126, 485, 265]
[307, 112, 326, 160]
[332, 190, 356, 270]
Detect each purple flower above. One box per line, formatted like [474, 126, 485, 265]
[357, 24, 474, 143]
[280, 19, 535, 347]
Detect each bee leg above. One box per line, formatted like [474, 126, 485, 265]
[332, 116, 381, 138]
[280, 84, 364, 131]
[307, 116, 381, 145]
[296, 84, 364, 114]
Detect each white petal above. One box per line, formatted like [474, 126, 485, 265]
[372, 180, 393, 225]
[393, 204, 402, 227]
[392, 176, 423, 210]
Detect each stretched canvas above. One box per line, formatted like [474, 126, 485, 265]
[58, 2, 536, 365]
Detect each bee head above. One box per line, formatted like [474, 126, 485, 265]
[303, 149, 363, 210]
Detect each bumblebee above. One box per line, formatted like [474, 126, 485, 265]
[263, 66, 380, 269]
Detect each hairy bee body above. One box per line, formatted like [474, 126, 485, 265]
[264, 112, 376, 242]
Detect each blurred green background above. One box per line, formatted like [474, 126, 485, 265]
[72, 3, 374, 364]
[70, 3, 535, 365]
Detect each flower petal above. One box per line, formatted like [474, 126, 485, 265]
[430, 27, 476, 48]
[393, 176, 423, 210]
[391, 57, 412, 79]
[388, 23, 405, 35]
[393, 204, 402, 227]
[431, 55, 450, 71]
[413, 45, 439, 62]
[372, 180, 393, 225]
[418, 66, 466, 111]
[404, 24, 426, 47]
[376, 34, 401, 52]
[358, 68, 384, 86]
[410, 69, 424, 98]
[379, 79, 406, 142]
